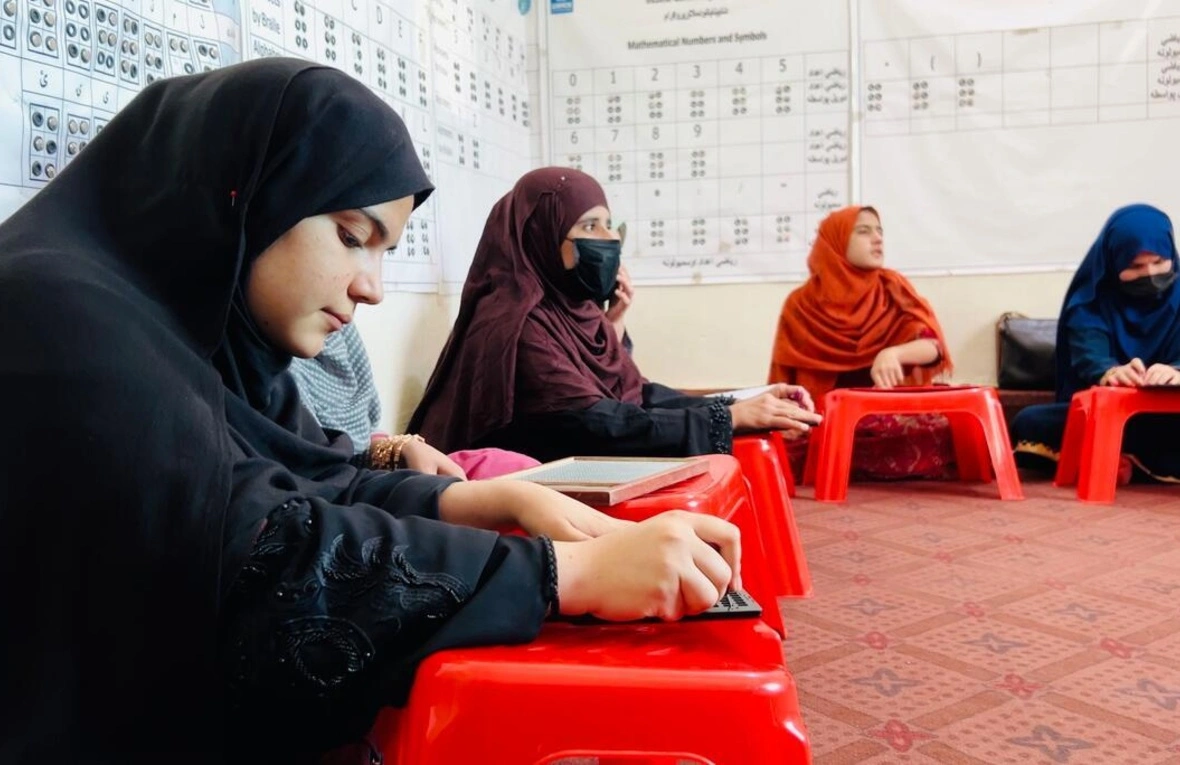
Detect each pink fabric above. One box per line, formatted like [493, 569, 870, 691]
[448, 448, 541, 479]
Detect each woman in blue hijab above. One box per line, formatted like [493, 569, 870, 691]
[1011, 204, 1180, 482]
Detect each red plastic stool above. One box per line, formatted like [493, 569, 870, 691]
[809, 386, 1024, 503]
[370, 619, 810, 764]
[732, 434, 812, 598]
[1054, 386, 1180, 503]
[601, 455, 785, 637]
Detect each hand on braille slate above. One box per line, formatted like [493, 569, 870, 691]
[553, 511, 742, 622]
[1101, 358, 1146, 387]
[1143, 363, 1180, 386]
[768, 382, 816, 412]
[729, 390, 822, 434]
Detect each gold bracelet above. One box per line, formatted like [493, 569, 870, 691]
[369, 438, 397, 470]
[390, 434, 427, 469]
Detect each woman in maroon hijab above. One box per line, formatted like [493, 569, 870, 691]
[409, 168, 820, 461]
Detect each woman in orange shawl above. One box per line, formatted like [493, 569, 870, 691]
[770, 205, 955, 480]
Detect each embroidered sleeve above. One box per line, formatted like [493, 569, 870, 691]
[221, 497, 547, 756]
[707, 397, 735, 455]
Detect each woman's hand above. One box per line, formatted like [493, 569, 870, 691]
[512, 482, 633, 541]
[730, 391, 822, 434]
[553, 510, 742, 621]
[1101, 358, 1146, 387]
[871, 347, 905, 389]
[398, 438, 468, 479]
[605, 264, 634, 339]
[1144, 363, 1180, 386]
[768, 382, 815, 412]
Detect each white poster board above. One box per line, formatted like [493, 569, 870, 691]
[543, 0, 851, 285]
[243, 0, 534, 292]
[0, 0, 242, 222]
[858, 0, 1180, 275]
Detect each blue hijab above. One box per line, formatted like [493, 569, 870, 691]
[1056, 204, 1180, 400]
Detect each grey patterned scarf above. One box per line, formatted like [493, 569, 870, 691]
[289, 323, 381, 454]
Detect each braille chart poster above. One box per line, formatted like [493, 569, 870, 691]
[858, 0, 1180, 274]
[244, 0, 533, 291]
[13, 1, 1179, 284]
[544, 0, 850, 284]
[0, 0, 241, 224]
[0, 0, 532, 294]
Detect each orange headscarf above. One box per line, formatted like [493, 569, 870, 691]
[768, 206, 952, 402]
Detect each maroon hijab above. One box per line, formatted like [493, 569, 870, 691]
[409, 167, 646, 452]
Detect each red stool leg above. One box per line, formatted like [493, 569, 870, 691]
[801, 430, 819, 487]
[1077, 392, 1128, 504]
[732, 437, 812, 598]
[1054, 392, 1089, 488]
[946, 411, 991, 483]
[762, 442, 812, 597]
[768, 452, 812, 598]
[731, 490, 786, 636]
[977, 391, 1024, 501]
[771, 432, 798, 498]
[814, 392, 861, 503]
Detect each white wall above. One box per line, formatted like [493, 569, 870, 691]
[354, 292, 460, 435]
[358, 270, 1076, 434]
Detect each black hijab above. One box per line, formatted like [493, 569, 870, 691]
[0, 59, 442, 761]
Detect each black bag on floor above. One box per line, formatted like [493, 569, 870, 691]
[996, 312, 1057, 391]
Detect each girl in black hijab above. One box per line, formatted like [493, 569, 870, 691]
[0, 60, 742, 762]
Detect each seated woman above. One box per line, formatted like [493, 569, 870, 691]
[0, 60, 745, 762]
[289, 322, 540, 478]
[408, 167, 821, 461]
[1012, 203, 1180, 482]
[769, 205, 955, 481]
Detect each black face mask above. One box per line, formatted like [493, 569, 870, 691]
[562, 237, 621, 303]
[1119, 270, 1177, 300]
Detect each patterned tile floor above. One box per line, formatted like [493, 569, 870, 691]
[780, 478, 1180, 765]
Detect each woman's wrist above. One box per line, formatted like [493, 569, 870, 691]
[391, 433, 426, 468]
[370, 434, 430, 470]
[886, 339, 939, 367]
[437, 480, 518, 529]
[1099, 366, 1120, 386]
[551, 539, 589, 618]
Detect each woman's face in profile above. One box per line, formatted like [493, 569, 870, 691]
[845, 209, 884, 270]
[246, 195, 414, 357]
